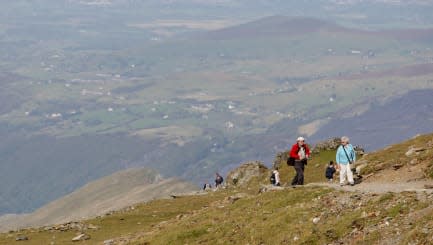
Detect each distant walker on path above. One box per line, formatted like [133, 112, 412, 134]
[215, 173, 224, 188]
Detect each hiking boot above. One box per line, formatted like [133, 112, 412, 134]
[340, 183, 345, 187]
[350, 183, 355, 186]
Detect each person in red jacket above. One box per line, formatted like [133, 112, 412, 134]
[289, 136, 310, 186]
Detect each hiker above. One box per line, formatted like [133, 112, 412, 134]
[336, 136, 356, 186]
[289, 137, 310, 186]
[270, 169, 281, 186]
[325, 161, 336, 182]
[215, 173, 224, 188]
[203, 182, 212, 190]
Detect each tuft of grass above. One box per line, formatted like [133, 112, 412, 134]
[378, 192, 394, 203]
[174, 228, 209, 240]
[387, 203, 408, 218]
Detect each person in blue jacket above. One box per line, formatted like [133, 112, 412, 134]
[336, 136, 356, 186]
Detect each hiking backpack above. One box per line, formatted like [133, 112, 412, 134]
[270, 172, 276, 184]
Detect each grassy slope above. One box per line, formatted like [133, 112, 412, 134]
[4, 134, 433, 245]
[141, 189, 431, 245]
[361, 133, 433, 178]
[2, 185, 432, 244]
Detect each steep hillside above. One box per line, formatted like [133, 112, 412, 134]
[1, 134, 433, 244]
[358, 132, 433, 182]
[0, 133, 162, 215]
[0, 168, 198, 232]
[311, 90, 433, 150]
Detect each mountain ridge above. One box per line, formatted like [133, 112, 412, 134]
[200, 15, 433, 41]
[0, 167, 198, 232]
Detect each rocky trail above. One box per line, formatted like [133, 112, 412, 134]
[309, 180, 433, 194]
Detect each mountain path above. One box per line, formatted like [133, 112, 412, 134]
[308, 180, 433, 194]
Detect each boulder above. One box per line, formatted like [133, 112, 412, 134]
[406, 146, 427, 157]
[72, 233, 90, 242]
[87, 224, 99, 230]
[15, 235, 28, 241]
[225, 193, 250, 204]
[104, 239, 115, 245]
[226, 161, 269, 188]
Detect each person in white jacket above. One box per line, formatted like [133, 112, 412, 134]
[272, 169, 281, 186]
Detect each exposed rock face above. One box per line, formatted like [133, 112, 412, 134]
[405, 146, 427, 157]
[226, 161, 269, 188]
[313, 137, 341, 152]
[273, 151, 289, 169]
[313, 137, 365, 156]
[313, 137, 365, 155]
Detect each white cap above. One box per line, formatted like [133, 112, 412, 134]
[297, 136, 305, 141]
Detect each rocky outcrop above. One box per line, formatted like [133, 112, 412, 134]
[226, 161, 269, 188]
[313, 137, 365, 155]
[273, 151, 289, 169]
[313, 137, 341, 152]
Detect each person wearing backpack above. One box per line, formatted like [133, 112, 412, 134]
[336, 136, 356, 186]
[325, 161, 336, 182]
[215, 173, 224, 188]
[270, 171, 276, 185]
[203, 182, 212, 191]
[289, 137, 310, 186]
[270, 168, 280, 186]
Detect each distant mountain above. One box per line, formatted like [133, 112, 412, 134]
[0, 167, 198, 231]
[310, 89, 433, 150]
[200, 15, 433, 41]
[200, 16, 343, 40]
